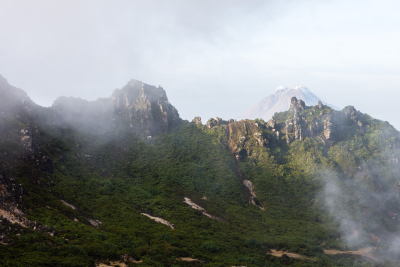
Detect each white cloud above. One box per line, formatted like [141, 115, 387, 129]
[0, 0, 400, 128]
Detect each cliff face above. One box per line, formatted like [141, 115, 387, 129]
[0, 77, 48, 230]
[0, 77, 180, 232]
[112, 80, 180, 137]
[206, 97, 367, 163]
[2, 76, 400, 265]
[0, 75, 39, 124]
[281, 97, 364, 145]
[50, 79, 181, 137]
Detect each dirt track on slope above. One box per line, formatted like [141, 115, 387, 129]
[324, 247, 378, 261]
[97, 260, 143, 266]
[268, 249, 315, 261]
[268, 247, 378, 262]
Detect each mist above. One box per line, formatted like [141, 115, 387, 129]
[1, 0, 400, 129]
[320, 148, 400, 262]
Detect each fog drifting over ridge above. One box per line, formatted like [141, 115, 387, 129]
[1, 0, 400, 129]
[320, 148, 400, 261]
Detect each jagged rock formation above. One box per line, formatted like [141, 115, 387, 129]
[3, 74, 399, 266]
[112, 80, 180, 136]
[192, 116, 202, 124]
[0, 75, 37, 118]
[227, 120, 267, 160]
[238, 86, 338, 121]
[203, 100, 369, 211]
[0, 76, 180, 243]
[51, 79, 181, 137]
[203, 118, 266, 209]
[0, 76, 43, 226]
[280, 97, 364, 145]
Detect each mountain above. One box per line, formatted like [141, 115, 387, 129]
[238, 86, 338, 121]
[1, 76, 400, 266]
[50, 79, 181, 137]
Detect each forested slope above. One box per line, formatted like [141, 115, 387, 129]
[1, 77, 400, 266]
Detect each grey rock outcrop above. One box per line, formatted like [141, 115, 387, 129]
[207, 118, 218, 129]
[267, 118, 276, 129]
[50, 79, 180, 137]
[227, 120, 267, 160]
[289, 97, 306, 112]
[112, 80, 180, 136]
[192, 116, 202, 124]
[20, 129, 32, 150]
[283, 97, 366, 144]
[206, 117, 231, 128]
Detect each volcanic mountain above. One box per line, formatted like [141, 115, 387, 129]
[238, 86, 338, 121]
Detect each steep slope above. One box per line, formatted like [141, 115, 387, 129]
[238, 86, 338, 121]
[2, 76, 400, 266]
[0, 75, 48, 229]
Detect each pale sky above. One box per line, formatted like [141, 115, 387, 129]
[1, 0, 400, 128]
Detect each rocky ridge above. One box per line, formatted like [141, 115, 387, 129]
[0, 76, 180, 243]
[200, 98, 367, 210]
[112, 80, 180, 137]
[50, 79, 181, 137]
[281, 97, 364, 145]
[205, 97, 366, 156]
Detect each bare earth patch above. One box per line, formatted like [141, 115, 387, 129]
[183, 197, 221, 220]
[0, 208, 30, 228]
[268, 249, 315, 261]
[141, 213, 175, 229]
[268, 247, 378, 262]
[324, 247, 378, 261]
[97, 260, 143, 266]
[177, 257, 204, 263]
[242, 179, 265, 210]
[61, 200, 77, 210]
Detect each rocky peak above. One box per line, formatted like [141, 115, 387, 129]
[112, 79, 168, 109]
[192, 116, 202, 124]
[0, 76, 36, 119]
[112, 80, 180, 136]
[49, 79, 180, 137]
[282, 101, 368, 145]
[289, 97, 306, 113]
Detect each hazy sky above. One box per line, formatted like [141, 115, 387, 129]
[1, 0, 400, 128]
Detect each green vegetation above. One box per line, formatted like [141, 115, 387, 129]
[1, 103, 400, 266]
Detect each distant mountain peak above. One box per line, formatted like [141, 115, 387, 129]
[238, 86, 338, 121]
[275, 86, 310, 93]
